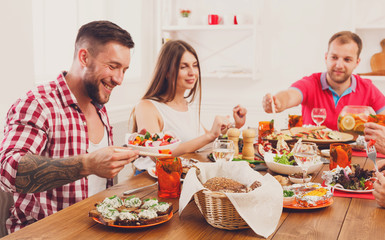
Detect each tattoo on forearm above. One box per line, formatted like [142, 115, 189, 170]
[16, 154, 84, 193]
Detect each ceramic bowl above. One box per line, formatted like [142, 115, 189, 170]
[264, 152, 323, 175]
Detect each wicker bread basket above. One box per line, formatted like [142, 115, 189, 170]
[193, 190, 249, 230]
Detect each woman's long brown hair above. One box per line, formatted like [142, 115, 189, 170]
[129, 40, 202, 132]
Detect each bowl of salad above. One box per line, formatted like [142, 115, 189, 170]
[264, 152, 323, 175]
[126, 131, 181, 154]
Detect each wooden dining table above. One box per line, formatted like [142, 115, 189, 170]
[3, 150, 385, 239]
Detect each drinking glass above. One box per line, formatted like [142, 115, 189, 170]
[258, 120, 274, 143]
[329, 143, 352, 170]
[311, 108, 327, 127]
[156, 156, 182, 198]
[212, 139, 235, 162]
[292, 142, 318, 180]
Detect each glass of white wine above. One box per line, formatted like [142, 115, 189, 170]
[292, 141, 318, 181]
[311, 108, 327, 127]
[212, 139, 235, 163]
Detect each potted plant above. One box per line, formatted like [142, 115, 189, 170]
[178, 9, 191, 25]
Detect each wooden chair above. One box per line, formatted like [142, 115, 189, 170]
[0, 190, 13, 237]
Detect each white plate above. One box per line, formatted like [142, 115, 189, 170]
[320, 149, 330, 158]
[147, 167, 157, 178]
[126, 140, 181, 153]
[288, 175, 312, 184]
[330, 184, 374, 193]
[264, 152, 323, 175]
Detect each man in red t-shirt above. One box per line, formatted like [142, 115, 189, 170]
[262, 31, 385, 130]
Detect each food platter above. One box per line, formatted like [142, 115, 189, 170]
[264, 127, 354, 148]
[283, 198, 334, 210]
[92, 212, 173, 228]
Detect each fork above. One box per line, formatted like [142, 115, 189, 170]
[270, 95, 280, 133]
[366, 142, 379, 172]
[123, 182, 157, 195]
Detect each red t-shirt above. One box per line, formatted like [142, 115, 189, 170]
[291, 72, 385, 130]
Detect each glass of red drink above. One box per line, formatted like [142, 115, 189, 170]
[156, 156, 182, 198]
[329, 143, 352, 170]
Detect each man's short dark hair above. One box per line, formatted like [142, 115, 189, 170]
[328, 31, 362, 58]
[75, 20, 134, 56]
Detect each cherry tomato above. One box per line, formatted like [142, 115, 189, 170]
[159, 141, 170, 146]
[368, 139, 376, 148]
[364, 180, 374, 190]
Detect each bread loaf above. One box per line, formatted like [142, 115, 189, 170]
[203, 177, 261, 193]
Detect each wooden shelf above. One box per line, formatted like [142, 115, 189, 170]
[366, 75, 385, 81]
[355, 26, 385, 30]
[162, 24, 255, 31]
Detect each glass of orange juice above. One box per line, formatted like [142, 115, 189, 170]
[329, 143, 352, 170]
[156, 156, 182, 198]
[288, 115, 303, 129]
[258, 120, 274, 143]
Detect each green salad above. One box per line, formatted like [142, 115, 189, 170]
[283, 190, 294, 197]
[273, 151, 296, 165]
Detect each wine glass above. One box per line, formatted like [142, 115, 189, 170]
[311, 108, 327, 127]
[292, 141, 318, 181]
[212, 139, 235, 163]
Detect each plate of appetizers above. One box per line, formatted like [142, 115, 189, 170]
[89, 195, 173, 228]
[282, 183, 333, 209]
[283, 198, 334, 210]
[92, 212, 173, 228]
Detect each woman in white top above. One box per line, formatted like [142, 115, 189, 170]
[134, 40, 247, 156]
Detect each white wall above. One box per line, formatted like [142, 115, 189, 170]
[0, 1, 35, 139]
[1, 0, 385, 142]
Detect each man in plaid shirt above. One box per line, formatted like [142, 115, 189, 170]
[0, 20, 139, 233]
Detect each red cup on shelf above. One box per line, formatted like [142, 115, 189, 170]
[208, 14, 221, 25]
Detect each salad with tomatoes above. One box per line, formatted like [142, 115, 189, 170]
[322, 164, 375, 190]
[127, 131, 180, 148]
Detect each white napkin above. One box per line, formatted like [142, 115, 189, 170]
[179, 161, 283, 238]
[133, 156, 155, 170]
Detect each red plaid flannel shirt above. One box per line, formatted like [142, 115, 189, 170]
[0, 73, 114, 233]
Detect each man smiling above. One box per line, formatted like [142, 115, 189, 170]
[0, 20, 139, 233]
[262, 31, 385, 130]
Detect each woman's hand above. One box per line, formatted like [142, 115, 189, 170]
[233, 105, 247, 128]
[206, 116, 231, 141]
[364, 122, 385, 155]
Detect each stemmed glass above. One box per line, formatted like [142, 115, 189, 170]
[291, 141, 318, 181]
[311, 108, 327, 127]
[212, 139, 235, 163]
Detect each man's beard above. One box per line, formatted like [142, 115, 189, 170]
[328, 70, 350, 84]
[84, 77, 110, 105]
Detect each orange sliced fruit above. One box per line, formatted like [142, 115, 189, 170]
[353, 122, 365, 132]
[357, 113, 369, 122]
[341, 115, 355, 130]
[335, 146, 349, 167]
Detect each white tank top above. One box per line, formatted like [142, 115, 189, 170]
[149, 100, 202, 142]
[87, 127, 109, 197]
